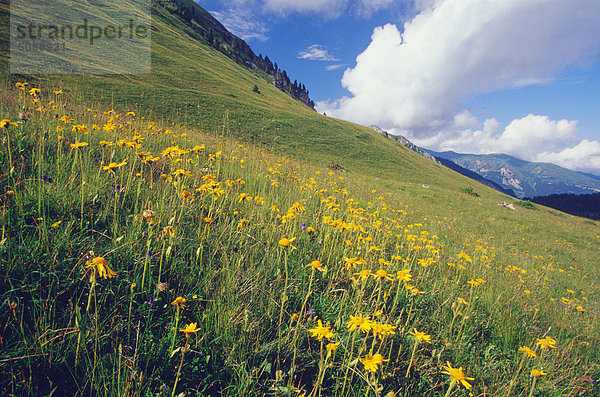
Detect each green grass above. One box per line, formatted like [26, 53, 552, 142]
[1, 1, 600, 396]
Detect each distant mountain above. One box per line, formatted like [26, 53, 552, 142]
[427, 150, 600, 198]
[368, 126, 516, 196]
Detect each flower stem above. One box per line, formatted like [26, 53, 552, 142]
[405, 341, 419, 378]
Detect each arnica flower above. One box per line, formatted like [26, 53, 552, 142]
[441, 361, 474, 389]
[359, 351, 389, 372]
[28, 87, 41, 96]
[70, 141, 89, 149]
[278, 237, 296, 249]
[171, 296, 186, 310]
[347, 314, 372, 333]
[396, 269, 413, 283]
[238, 192, 252, 202]
[409, 328, 432, 344]
[372, 322, 396, 340]
[519, 346, 537, 358]
[308, 319, 334, 341]
[326, 342, 340, 359]
[530, 369, 547, 377]
[372, 269, 393, 281]
[180, 322, 201, 337]
[102, 160, 127, 171]
[172, 169, 191, 178]
[86, 256, 116, 279]
[0, 119, 18, 129]
[353, 269, 371, 281]
[458, 252, 472, 263]
[307, 260, 324, 272]
[536, 336, 557, 349]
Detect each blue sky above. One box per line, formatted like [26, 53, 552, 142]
[197, 0, 600, 174]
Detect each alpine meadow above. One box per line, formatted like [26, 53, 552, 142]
[0, 1, 599, 396]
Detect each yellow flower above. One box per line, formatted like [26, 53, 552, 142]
[171, 296, 186, 309]
[354, 269, 371, 281]
[530, 369, 547, 377]
[372, 322, 396, 340]
[536, 336, 557, 349]
[372, 269, 393, 281]
[441, 361, 474, 389]
[396, 269, 413, 283]
[347, 314, 372, 333]
[359, 351, 389, 372]
[409, 328, 432, 344]
[278, 237, 296, 249]
[0, 119, 18, 129]
[326, 342, 340, 359]
[458, 252, 472, 263]
[85, 256, 116, 279]
[180, 190, 192, 200]
[70, 141, 89, 149]
[102, 160, 127, 171]
[51, 220, 62, 228]
[307, 260, 324, 272]
[308, 319, 334, 341]
[238, 192, 252, 202]
[204, 216, 214, 223]
[28, 87, 41, 96]
[172, 169, 191, 178]
[519, 346, 537, 358]
[180, 322, 201, 337]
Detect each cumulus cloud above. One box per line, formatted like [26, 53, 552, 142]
[411, 114, 600, 174]
[318, 0, 600, 172]
[298, 44, 340, 61]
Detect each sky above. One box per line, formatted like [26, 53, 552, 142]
[196, 0, 600, 175]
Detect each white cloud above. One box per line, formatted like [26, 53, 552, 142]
[209, 8, 269, 41]
[298, 44, 340, 61]
[538, 140, 600, 173]
[262, 0, 347, 17]
[325, 1, 600, 131]
[318, 0, 600, 173]
[216, 0, 399, 18]
[325, 64, 347, 71]
[356, 0, 397, 16]
[410, 114, 600, 174]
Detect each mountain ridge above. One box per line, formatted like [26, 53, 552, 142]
[427, 149, 600, 198]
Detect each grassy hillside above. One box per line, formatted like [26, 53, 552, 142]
[1, 1, 599, 396]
